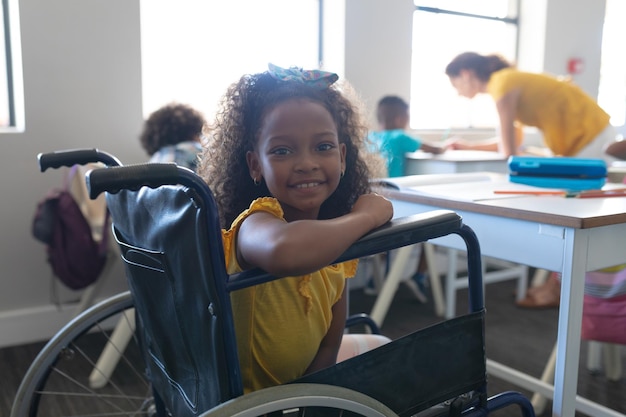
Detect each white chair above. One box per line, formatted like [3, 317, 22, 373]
[433, 245, 529, 319]
[364, 243, 529, 323]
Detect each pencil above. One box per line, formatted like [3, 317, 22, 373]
[493, 190, 567, 196]
[577, 190, 626, 198]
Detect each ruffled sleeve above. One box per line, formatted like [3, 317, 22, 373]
[221, 197, 284, 274]
[342, 259, 359, 278]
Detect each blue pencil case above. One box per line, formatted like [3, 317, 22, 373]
[508, 156, 607, 191]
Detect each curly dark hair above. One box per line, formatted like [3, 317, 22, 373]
[139, 102, 206, 156]
[197, 71, 381, 228]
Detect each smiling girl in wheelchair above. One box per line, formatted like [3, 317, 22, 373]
[197, 64, 393, 393]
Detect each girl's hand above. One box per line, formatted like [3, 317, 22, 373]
[351, 193, 393, 230]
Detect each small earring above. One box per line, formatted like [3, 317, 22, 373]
[340, 170, 345, 178]
[253, 177, 260, 186]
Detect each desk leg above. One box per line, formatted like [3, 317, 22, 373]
[370, 245, 414, 327]
[552, 228, 587, 417]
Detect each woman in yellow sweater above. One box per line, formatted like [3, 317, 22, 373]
[444, 52, 617, 161]
[445, 52, 620, 308]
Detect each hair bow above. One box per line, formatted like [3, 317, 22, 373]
[268, 63, 338, 89]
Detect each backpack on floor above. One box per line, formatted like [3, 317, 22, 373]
[32, 166, 109, 290]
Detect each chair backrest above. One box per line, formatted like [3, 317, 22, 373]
[106, 181, 242, 417]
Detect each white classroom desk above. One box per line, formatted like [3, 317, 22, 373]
[404, 149, 508, 175]
[374, 173, 626, 417]
[402, 150, 525, 320]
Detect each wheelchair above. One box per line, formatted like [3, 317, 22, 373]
[11, 149, 536, 417]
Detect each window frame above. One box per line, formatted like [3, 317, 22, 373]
[410, 2, 520, 131]
[2, 0, 15, 127]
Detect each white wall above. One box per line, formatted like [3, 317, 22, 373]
[542, 0, 606, 97]
[343, 0, 415, 128]
[0, 0, 145, 348]
[0, 0, 611, 348]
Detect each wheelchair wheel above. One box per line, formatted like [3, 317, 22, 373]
[201, 383, 399, 417]
[10, 291, 154, 417]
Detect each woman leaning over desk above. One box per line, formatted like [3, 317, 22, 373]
[444, 52, 618, 162]
[445, 52, 622, 308]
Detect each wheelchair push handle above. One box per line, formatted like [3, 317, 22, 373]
[86, 163, 195, 199]
[37, 148, 122, 172]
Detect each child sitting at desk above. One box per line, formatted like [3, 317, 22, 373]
[369, 95, 444, 178]
[368, 95, 443, 299]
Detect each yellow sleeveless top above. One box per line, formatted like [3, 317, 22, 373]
[488, 68, 610, 156]
[221, 197, 358, 393]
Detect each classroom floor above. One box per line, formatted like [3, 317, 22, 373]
[1, 279, 625, 416]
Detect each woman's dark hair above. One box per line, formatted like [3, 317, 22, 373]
[445, 52, 512, 82]
[140, 102, 205, 156]
[198, 71, 380, 228]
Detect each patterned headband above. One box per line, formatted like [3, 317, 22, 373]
[268, 63, 338, 89]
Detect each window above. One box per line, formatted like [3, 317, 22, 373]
[140, 0, 320, 120]
[0, 0, 22, 129]
[410, 1, 518, 130]
[598, 0, 626, 130]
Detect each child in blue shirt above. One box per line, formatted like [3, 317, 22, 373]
[370, 95, 444, 177]
[368, 96, 443, 298]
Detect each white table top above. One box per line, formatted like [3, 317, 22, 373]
[379, 172, 626, 229]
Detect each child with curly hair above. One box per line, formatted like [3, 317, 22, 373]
[197, 64, 393, 393]
[139, 102, 206, 171]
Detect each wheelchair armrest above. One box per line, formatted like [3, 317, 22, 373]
[334, 210, 461, 263]
[228, 210, 462, 291]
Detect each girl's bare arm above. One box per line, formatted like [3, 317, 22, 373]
[236, 193, 393, 276]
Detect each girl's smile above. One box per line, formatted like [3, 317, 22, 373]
[292, 181, 324, 189]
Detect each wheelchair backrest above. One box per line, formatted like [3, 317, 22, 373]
[106, 184, 242, 417]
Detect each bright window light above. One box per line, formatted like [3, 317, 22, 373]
[140, 0, 319, 120]
[410, 2, 517, 130]
[598, 0, 626, 128]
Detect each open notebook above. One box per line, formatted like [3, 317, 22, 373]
[373, 172, 601, 203]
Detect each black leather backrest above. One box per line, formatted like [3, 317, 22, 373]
[107, 185, 240, 417]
